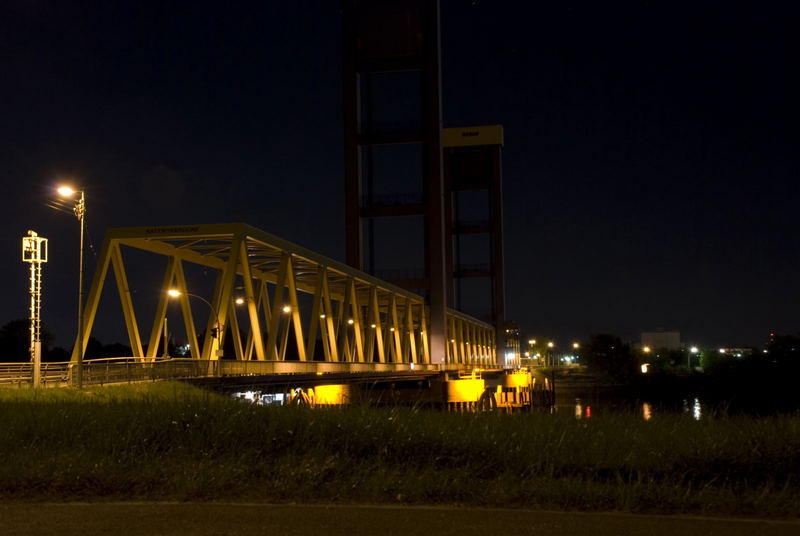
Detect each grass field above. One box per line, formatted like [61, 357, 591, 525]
[0, 382, 798, 517]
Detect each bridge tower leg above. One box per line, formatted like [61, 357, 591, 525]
[343, 0, 448, 364]
[443, 126, 507, 365]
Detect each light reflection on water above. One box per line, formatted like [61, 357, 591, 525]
[565, 396, 707, 420]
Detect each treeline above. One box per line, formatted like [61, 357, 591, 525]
[0, 319, 132, 363]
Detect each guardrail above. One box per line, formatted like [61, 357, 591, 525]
[0, 362, 71, 386]
[0, 359, 450, 388]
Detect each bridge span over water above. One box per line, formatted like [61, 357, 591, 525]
[73, 223, 497, 370]
[4, 223, 545, 407]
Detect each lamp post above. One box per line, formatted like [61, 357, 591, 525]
[689, 346, 699, 370]
[167, 289, 223, 358]
[57, 186, 85, 387]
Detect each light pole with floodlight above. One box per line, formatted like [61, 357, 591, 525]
[167, 289, 224, 358]
[57, 186, 86, 387]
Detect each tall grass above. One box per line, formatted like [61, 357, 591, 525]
[0, 383, 798, 517]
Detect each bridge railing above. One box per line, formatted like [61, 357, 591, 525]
[0, 358, 452, 387]
[0, 362, 71, 386]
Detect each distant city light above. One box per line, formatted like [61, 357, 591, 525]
[642, 346, 651, 353]
[690, 346, 699, 354]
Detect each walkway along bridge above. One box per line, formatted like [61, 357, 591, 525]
[6, 223, 548, 409]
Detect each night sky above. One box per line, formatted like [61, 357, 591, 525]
[1, 1, 798, 351]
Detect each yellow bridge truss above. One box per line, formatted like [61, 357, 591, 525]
[72, 223, 496, 367]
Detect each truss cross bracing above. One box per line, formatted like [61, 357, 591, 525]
[71, 224, 496, 368]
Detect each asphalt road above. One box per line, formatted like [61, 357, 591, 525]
[1, 503, 798, 536]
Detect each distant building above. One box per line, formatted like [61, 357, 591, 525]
[504, 322, 521, 366]
[641, 330, 681, 350]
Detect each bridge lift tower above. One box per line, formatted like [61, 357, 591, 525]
[343, 1, 508, 365]
[343, 0, 448, 364]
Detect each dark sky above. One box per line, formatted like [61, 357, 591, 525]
[1, 1, 798, 350]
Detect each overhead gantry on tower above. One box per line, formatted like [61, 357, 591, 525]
[71, 223, 496, 369]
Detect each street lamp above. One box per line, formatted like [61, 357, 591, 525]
[57, 186, 85, 387]
[689, 346, 699, 369]
[167, 289, 223, 357]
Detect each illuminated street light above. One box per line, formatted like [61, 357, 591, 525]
[643, 346, 651, 353]
[167, 289, 223, 357]
[57, 185, 86, 387]
[528, 339, 536, 345]
[688, 346, 699, 369]
[572, 342, 580, 350]
[547, 341, 554, 348]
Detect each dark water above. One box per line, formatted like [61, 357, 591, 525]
[555, 378, 798, 419]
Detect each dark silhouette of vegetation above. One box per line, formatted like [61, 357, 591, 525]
[580, 333, 638, 382]
[0, 318, 55, 362]
[0, 319, 133, 362]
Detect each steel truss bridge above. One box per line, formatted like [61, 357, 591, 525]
[69, 223, 497, 376]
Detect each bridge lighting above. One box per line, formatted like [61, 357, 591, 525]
[320, 314, 326, 319]
[390, 327, 395, 331]
[370, 323, 376, 328]
[234, 297, 245, 305]
[282, 305, 291, 313]
[167, 289, 181, 298]
[347, 318, 354, 325]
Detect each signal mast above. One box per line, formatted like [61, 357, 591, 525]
[22, 230, 47, 387]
